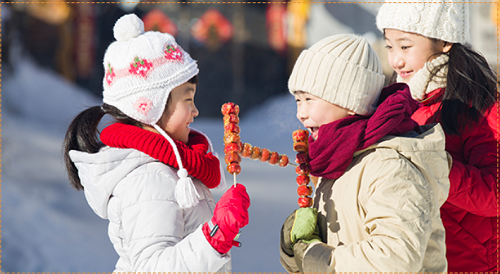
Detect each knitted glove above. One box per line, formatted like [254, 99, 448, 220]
[280, 208, 321, 256]
[203, 184, 250, 254]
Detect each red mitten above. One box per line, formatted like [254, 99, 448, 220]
[203, 184, 250, 254]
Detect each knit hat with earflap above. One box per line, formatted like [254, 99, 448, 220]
[101, 13, 219, 209]
[376, 0, 470, 44]
[288, 34, 386, 116]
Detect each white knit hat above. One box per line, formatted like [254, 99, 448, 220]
[103, 13, 199, 125]
[376, 0, 470, 44]
[101, 14, 209, 209]
[288, 34, 386, 116]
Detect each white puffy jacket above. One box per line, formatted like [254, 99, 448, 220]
[69, 147, 231, 272]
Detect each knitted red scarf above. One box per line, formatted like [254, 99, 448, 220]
[100, 123, 221, 189]
[309, 83, 421, 180]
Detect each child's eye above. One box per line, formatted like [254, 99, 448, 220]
[385, 45, 392, 50]
[401, 46, 411, 50]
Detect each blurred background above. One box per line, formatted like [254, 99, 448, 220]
[1, 1, 498, 272]
[4, 1, 497, 118]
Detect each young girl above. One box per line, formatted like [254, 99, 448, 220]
[63, 14, 250, 272]
[279, 34, 451, 272]
[377, 1, 499, 271]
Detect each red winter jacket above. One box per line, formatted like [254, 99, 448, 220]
[411, 88, 500, 272]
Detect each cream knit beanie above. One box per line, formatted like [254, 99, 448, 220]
[376, 0, 470, 44]
[288, 34, 386, 116]
[102, 14, 206, 209]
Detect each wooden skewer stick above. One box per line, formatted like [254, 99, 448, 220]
[233, 172, 237, 187]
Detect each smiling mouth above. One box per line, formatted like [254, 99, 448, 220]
[308, 127, 319, 139]
[399, 71, 413, 78]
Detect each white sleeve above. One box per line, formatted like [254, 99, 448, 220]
[120, 173, 230, 272]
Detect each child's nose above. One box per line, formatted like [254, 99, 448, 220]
[391, 54, 405, 70]
[296, 105, 307, 122]
[193, 105, 199, 117]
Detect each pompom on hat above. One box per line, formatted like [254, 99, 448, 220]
[101, 14, 225, 209]
[288, 34, 385, 116]
[376, 0, 470, 44]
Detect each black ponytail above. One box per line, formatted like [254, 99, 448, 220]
[438, 43, 497, 135]
[63, 106, 105, 190]
[63, 103, 143, 190]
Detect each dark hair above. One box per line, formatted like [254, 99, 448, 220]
[188, 75, 199, 85]
[390, 43, 497, 135]
[63, 75, 199, 190]
[63, 104, 142, 190]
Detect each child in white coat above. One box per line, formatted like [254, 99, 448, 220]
[63, 14, 250, 272]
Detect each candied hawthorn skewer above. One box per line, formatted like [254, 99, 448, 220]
[238, 142, 294, 168]
[293, 129, 313, 208]
[222, 102, 295, 188]
[222, 102, 242, 186]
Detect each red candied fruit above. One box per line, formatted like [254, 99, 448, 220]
[295, 152, 310, 164]
[224, 151, 241, 165]
[269, 151, 279, 165]
[295, 163, 311, 175]
[278, 154, 289, 167]
[223, 132, 241, 144]
[223, 113, 240, 125]
[298, 196, 313, 208]
[296, 175, 310, 185]
[227, 162, 241, 175]
[241, 143, 253, 158]
[250, 146, 261, 160]
[292, 129, 309, 142]
[224, 122, 240, 134]
[224, 142, 241, 154]
[260, 148, 271, 162]
[293, 141, 308, 153]
[297, 185, 312, 196]
[221, 102, 240, 116]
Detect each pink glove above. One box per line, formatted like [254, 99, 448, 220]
[203, 184, 250, 254]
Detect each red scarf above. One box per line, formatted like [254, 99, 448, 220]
[309, 83, 421, 180]
[100, 123, 221, 189]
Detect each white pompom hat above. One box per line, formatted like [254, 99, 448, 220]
[376, 0, 470, 44]
[103, 13, 199, 125]
[102, 14, 225, 209]
[289, 34, 385, 116]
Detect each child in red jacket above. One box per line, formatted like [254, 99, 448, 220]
[377, 1, 499, 271]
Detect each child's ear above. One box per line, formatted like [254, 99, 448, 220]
[442, 42, 453, 53]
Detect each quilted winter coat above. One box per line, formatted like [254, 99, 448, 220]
[411, 88, 500, 272]
[280, 124, 451, 272]
[69, 147, 231, 272]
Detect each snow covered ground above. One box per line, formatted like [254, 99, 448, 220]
[2, 49, 304, 271]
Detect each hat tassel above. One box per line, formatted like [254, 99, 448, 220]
[175, 168, 200, 209]
[153, 124, 200, 209]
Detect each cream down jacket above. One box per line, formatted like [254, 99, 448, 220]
[280, 124, 451, 272]
[69, 147, 231, 272]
